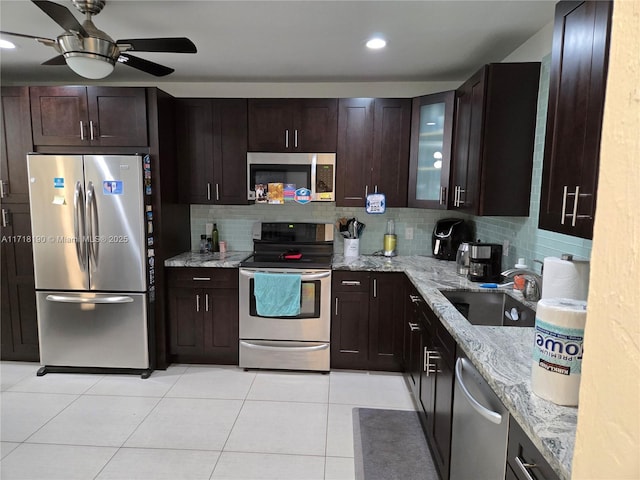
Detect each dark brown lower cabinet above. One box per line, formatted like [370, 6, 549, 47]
[404, 287, 455, 480]
[507, 418, 560, 480]
[0, 203, 39, 361]
[331, 271, 404, 371]
[167, 268, 239, 364]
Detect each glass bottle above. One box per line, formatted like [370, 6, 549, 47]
[212, 224, 219, 252]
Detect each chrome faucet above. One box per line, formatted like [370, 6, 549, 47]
[501, 267, 543, 302]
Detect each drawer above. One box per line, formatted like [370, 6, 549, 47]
[507, 418, 560, 480]
[332, 271, 369, 292]
[167, 267, 238, 289]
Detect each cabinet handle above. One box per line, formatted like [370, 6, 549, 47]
[0, 180, 6, 198]
[205, 293, 209, 312]
[409, 294, 421, 303]
[196, 294, 200, 312]
[457, 187, 465, 207]
[408, 322, 421, 332]
[365, 185, 368, 197]
[207, 183, 211, 201]
[439, 186, 446, 205]
[215, 183, 220, 201]
[341, 280, 361, 286]
[373, 278, 377, 298]
[453, 186, 459, 207]
[192, 277, 211, 281]
[1, 208, 9, 227]
[79, 121, 85, 140]
[571, 185, 580, 227]
[424, 349, 441, 376]
[89, 120, 95, 140]
[561, 185, 568, 225]
[294, 129, 298, 148]
[285, 129, 289, 148]
[335, 297, 339, 316]
[514, 456, 538, 480]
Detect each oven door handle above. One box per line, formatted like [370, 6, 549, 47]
[240, 341, 329, 352]
[239, 270, 331, 281]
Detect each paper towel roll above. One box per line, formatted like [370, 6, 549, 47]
[531, 298, 587, 406]
[541, 256, 590, 301]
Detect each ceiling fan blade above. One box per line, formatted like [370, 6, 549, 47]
[42, 55, 66, 65]
[118, 53, 175, 77]
[0, 30, 57, 46]
[31, 0, 87, 37]
[116, 37, 197, 54]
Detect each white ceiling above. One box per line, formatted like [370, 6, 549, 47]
[0, 0, 556, 85]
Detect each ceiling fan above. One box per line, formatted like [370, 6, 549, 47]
[0, 0, 197, 79]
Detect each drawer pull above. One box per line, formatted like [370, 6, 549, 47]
[341, 280, 361, 286]
[192, 277, 211, 281]
[514, 456, 538, 480]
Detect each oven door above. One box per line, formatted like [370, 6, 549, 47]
[239, 268, 331, 341]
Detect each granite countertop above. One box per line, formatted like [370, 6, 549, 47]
[333, 254, 576, 480]
[165, 251, 576, 479]
[164, 251, 252, 268]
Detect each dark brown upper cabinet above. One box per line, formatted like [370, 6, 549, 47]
[450, 63, 540, 216]
[247, 98, 338, 152]
[336, 98, 411, 207]
[539, 1, 612, 239]
[176, 98, 248, 205]
[1, 87, 33, 204]
[408, 91, 455, 209]
[30, 86, 148, 147]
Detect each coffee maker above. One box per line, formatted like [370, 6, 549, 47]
[432, 218, 472, 261]
[468, 243, 503, 282]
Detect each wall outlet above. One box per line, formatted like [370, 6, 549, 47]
[503, 239, 510, 256]
[405, 227, 414, 240]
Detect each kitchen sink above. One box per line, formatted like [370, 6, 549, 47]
[440, 289, 535, 327]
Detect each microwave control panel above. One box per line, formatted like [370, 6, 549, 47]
[316, 164, 334, 193]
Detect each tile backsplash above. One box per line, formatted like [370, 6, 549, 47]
[190, 54, 592, 271]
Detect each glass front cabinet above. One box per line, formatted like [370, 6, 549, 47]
[408, 91, 455, 209]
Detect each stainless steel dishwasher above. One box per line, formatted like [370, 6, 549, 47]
[450, 352, 510, 480]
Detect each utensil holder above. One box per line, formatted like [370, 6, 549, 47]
[344, 238, 360, 258]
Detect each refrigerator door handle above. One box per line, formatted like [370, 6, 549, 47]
[45, 294, 135, 304]
[74, 181, 87, 272]
[86, 182, 99, 271]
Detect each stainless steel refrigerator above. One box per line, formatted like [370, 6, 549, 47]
[27, 154, 153, 377]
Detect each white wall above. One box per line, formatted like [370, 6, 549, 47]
[572, 1, 640, 478]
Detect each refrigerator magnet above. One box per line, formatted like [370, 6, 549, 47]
[103, 181, 123, 195]
[53, 177, 64, 188]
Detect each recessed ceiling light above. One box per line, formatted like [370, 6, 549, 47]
[0, 39, 16, 49]
[366, 37, 386, 50]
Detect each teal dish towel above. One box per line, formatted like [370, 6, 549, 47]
[254, 272, 301, 317]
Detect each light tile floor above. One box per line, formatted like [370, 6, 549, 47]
[0, 362, 416, 480]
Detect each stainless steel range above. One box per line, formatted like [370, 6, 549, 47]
[238, 222, 333, 372]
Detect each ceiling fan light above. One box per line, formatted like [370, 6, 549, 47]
[65, 54, 114, 79]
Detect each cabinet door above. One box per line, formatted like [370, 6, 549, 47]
[450, 67, 486, 213]
[213, 99, 248, 204]
[87, 87, 148, 146]
[369, 273, 405, 371]
[295, 99, 338, 152]
[0, 204, 38, 361]
[408, 91, 455, 209]
[336, 98, 374, 206]
[331, 271, 370, 369]
[507, 418, 561, 480]
[371, 98, 411, 207]
[1, 87, 33, 204]
[247, 99, 293, 151]
[539, 1, 612, 239]
[429, 319, 456, 480]
[203, 287, 239, 364]
[168, 287, 204, 356]
[176, 99, 215, 203]
[404, 285, 423, 398]
[30, 86, 88, 146]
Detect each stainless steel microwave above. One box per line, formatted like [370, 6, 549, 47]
[247, 152, 336, 202]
